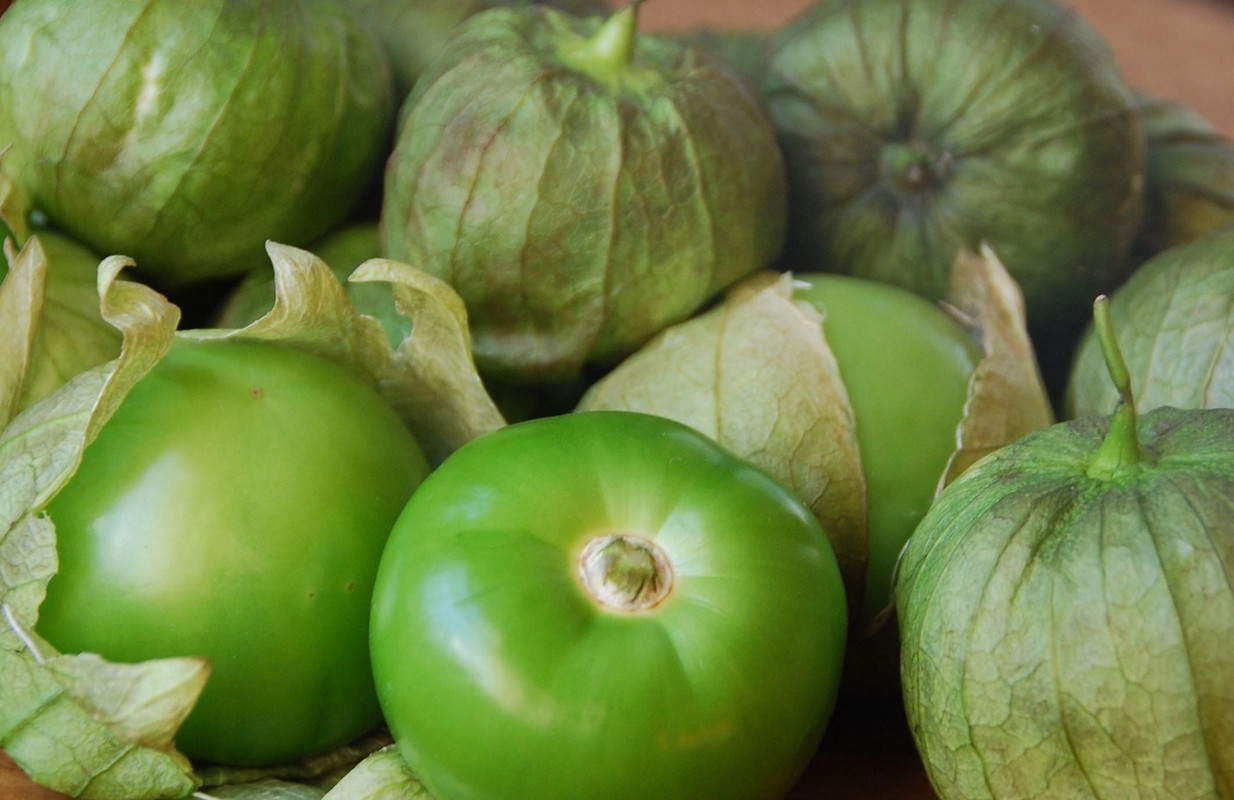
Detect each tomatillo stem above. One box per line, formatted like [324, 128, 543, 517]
[555, 1, 642, 90]
[578, 532, 673, 612]
[590, 1, 641, 68]
[879, 141, 951, 193]
[1087, 295, 1149, 480]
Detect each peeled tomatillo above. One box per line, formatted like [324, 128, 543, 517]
[897, 297, 1234, 798]
[369, 410, 848, 800]
[38, 337, 430, 767]
[581, 272, 981, 627]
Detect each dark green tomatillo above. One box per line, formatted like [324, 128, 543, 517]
[1132, 92, 1234, 260]
[761, 0, 1144, 356]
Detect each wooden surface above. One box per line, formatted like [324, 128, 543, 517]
[2, 0, 1232, 798]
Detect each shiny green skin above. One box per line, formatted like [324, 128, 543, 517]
[761, 0, 1143, 341]
[0, 0, 394, 287]
[794, 274, 979, 623]
[1066, 224, 1234, 418]
[370, 410, 848, 800]
[38, 337, 430, 767]
[897, 408, 1234, 798]
[381, 6, 788, 383]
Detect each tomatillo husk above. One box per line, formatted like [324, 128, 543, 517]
[760, 0, 1143, 367]
[380, 2, 788, 384]
[1133, 92, 1234, 260]
[897, 297, 1234, 798]
[0, 0, 396, 287]
[1067, 223, 1234, 417]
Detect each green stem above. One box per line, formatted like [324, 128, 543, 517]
[879, 141, 949, 193]
[556, 1, 643, 90]
[589, 1, 641, 69]
[1086, 295, 1149, 480]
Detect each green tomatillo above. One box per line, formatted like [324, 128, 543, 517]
[37, 335, 431, 768]
[580, 256, 1053, 629]
[897, 296, 1234, 798]
[369, 410, 848, 800]
[790, 274, 979, 625]
[0, 240, 504, 797]
[0, 0, 395, 287]
[380, 1, 788, 384]
[760, 0, 1144, 375]
[1132, 92, 1234, 260]
[1067, 223, 1234, 417]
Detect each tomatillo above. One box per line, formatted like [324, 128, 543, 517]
[369, 410, 848, 800]
[37, 336, 430, 767]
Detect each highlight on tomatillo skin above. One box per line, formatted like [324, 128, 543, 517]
[37, 336, 430, 767]
[0, 0, 396, 287]
[370, 410, 848, 800]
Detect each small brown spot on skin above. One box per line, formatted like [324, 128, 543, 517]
[250, 385, 264, 399]
[307, 591, 317, 599]
[345, 582, 355, 592]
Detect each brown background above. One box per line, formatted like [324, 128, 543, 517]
[2, 0, 1232, 798]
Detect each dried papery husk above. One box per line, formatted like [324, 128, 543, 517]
[580, 271, 868, 611]
[581, 248, 1052, 642]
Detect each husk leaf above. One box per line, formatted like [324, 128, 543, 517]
[939, 244, 1056, 488]
[580, 270, 868, 610]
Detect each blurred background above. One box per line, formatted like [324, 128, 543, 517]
[0, 0, 1226, 132]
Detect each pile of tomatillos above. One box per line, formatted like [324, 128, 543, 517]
[0, 0, 1232, 799]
